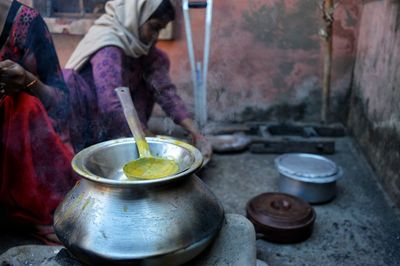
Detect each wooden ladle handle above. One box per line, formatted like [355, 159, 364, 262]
[115, 87, 150, 157]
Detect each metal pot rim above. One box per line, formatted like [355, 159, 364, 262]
[71, 137, 203, 187]
[275, 153, 344, 183]
[278, 167, 343, 183]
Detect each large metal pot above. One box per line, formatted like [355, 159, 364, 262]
[54, 137, 224, 265]
[275, 153, 343, 204]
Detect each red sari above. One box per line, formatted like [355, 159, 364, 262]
[0, 1, 77, 226]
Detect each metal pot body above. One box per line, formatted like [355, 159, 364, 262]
[54, 138, 224, 265]
[278, 175, 337, 204]
[275, 153, 343, 204]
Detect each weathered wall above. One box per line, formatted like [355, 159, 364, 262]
[348, 0, 400, 207]
[46, 0, 360, 123]
[162, 0, 360, 122]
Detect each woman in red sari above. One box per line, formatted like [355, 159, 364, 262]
[0, 0, 78, 244]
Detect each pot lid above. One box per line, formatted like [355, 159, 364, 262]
[275, 153, 342, 183]
[246, 193, 316, 243]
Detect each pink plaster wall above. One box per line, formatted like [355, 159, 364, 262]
[349, 0, 400, 207]
[352, 1, 400, 122]
[159, 0, 361, 122]
[51, 0, 360, 123]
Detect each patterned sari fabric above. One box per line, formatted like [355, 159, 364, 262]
[0, 1, 77, 226]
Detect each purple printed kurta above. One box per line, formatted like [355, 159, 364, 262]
[64, 45, 190, 152]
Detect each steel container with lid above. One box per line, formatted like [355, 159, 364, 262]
[275, 153, 343, 203]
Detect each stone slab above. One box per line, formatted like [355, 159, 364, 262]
[0, 245, 63, 265]
[190, 213, 257, 266]
[0, 214, 258, 266]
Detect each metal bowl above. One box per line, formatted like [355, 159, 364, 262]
[208, 134, 252, 153]
[54, 138, 224, 265]
[72, 137, 203, 185]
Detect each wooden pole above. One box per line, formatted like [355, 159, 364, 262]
[321, 0, 334, 124]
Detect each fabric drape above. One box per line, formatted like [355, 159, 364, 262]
[65, 0, 162, 70]
[0, 1, 78, 226]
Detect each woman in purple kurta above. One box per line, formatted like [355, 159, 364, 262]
[64, 46, 191, 150]
[64, 0, 212, 160]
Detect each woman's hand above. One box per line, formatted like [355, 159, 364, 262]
[0, 59, 54, 108]
[143, 128, 156, 137]
[0, 59, 28, 95]
[191, 133, 213, 164]
[179, 118, 213, 163]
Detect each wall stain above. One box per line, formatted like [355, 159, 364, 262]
[362, 0, 384, 4]
[396, 1, 400, 32]
[279, 61, 295, 77]
[242, 0, 319, 50]
[334, 19, 357, 53]
[349, 93, 400, 207]
[345, 9, 357, 27]
[235, 103, 306, 122]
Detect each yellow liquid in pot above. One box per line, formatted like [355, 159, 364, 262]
[123, 139, 179, 180]
[123, 157, 179, 180]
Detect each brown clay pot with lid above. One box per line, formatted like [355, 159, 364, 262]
[246, 192, 316, 243]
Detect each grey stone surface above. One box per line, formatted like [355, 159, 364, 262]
[0, 214, 257, 266]
[256, 259, 268, 266]
[1, 136, 400, 266]
[0, 245, 63, 265]
[198, 137, 400, 266]
[191, 214, 257, 266]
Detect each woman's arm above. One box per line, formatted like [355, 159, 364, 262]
[25, 12, 69, 121]
[142, 47, 212, 161]
[179, 117, 212, 162]
[142, 47, 191, 125]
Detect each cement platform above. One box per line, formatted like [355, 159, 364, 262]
[1, 136, 399, 265]
[0, 214, 262, 266]
[199, 137, 400, 266]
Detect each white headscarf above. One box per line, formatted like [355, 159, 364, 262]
[65, 0, 163, 70]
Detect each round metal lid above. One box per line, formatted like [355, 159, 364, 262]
[246, 193, 316, 243]
[275, 153, 342, 183]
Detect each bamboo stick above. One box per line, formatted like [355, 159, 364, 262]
[320, 0, 334, 124]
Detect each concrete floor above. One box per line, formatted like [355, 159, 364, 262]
[199, 137, 400, 266]
[1, 135, 400, 266]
